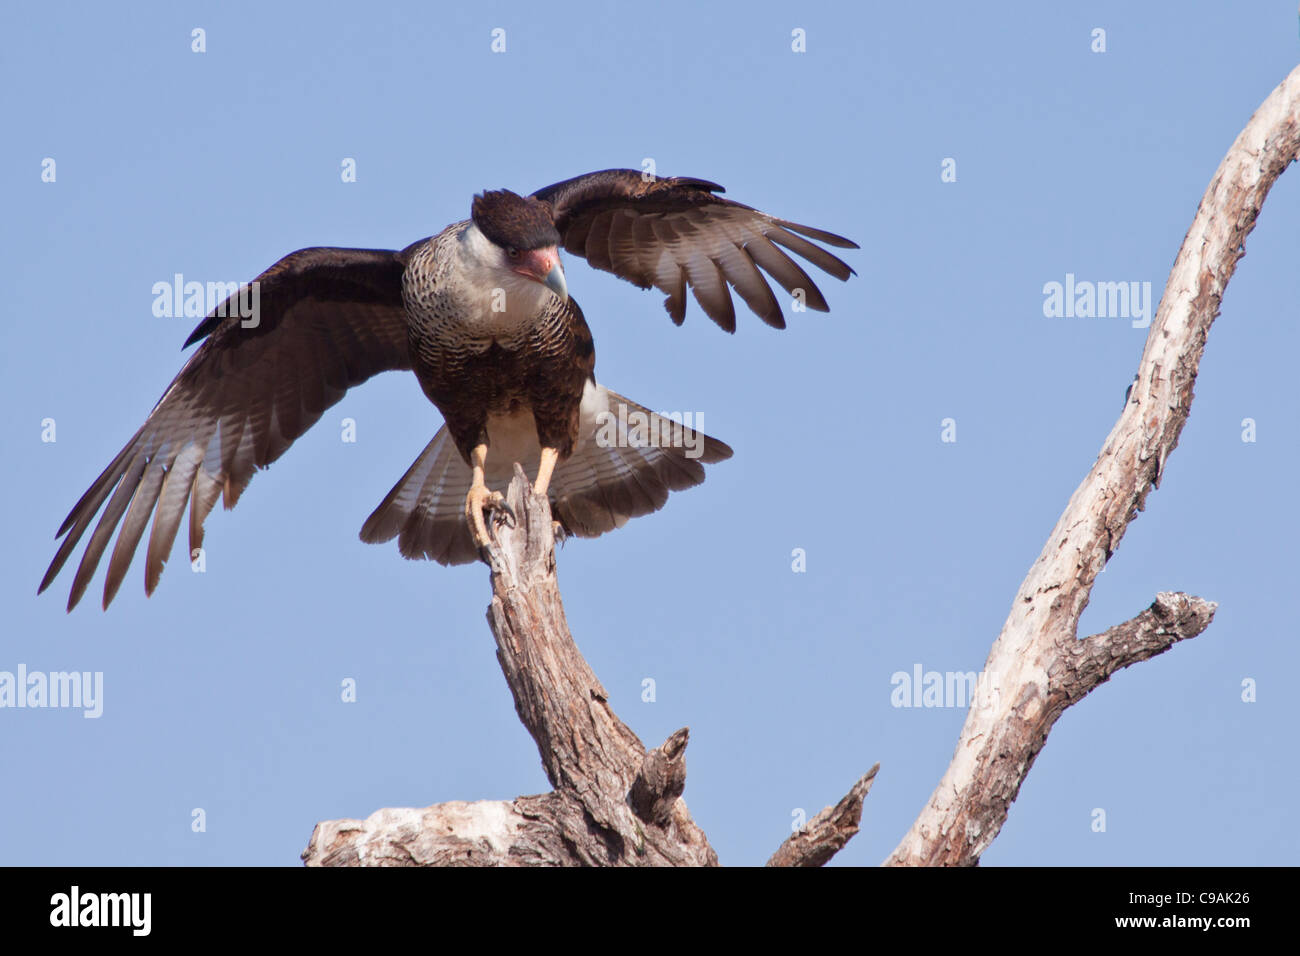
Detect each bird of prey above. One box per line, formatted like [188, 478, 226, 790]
[40, 169, 857, 610]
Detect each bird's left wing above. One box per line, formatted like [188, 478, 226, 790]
[531, 168, 858, 332]
[40, 246, 415, 611]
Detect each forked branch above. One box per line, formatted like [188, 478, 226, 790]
[886, 64, 1300, 867]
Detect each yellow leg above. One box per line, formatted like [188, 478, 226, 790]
[464, 443, 512, 547]
[534, 446, 560, 496]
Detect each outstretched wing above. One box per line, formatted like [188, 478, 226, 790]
[40, 246, 413, 611]
[531, 168, 858, 331]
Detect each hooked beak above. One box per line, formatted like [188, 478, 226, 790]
[514, 246, 567, 302]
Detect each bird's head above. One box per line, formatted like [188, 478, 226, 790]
[471, 189, 567, 302]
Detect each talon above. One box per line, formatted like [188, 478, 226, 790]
[494, 499, 516, 529]
[464, 442, 513, 550]
[465, 484, 510, 548]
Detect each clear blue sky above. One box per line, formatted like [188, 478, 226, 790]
[2, 1, 1296, 866]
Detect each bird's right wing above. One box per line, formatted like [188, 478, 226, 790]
[40, 246, 415, 611]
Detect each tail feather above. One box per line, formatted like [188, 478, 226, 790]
[359, 428, 478, 563]
[359, 385, 732, 565]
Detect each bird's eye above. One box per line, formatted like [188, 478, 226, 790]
[506, 247, 519, 258]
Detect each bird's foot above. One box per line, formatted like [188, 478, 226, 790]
[465, 484, 515, 548]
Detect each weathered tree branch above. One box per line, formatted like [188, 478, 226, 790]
[305, 468, 725, 866]
[1067, 591, 1219, 699]
[885, 65, 1300, 867]
[767, 765, 880, 867]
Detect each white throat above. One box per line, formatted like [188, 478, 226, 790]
[455, 223, 556, 339]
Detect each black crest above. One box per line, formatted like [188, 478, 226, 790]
[471, 189, 560, 251]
